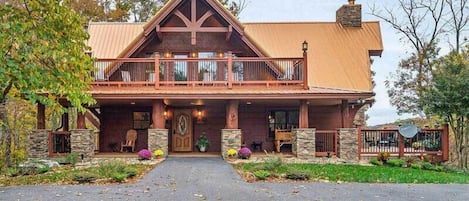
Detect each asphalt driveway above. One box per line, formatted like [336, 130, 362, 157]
[1, 157, 468, 201]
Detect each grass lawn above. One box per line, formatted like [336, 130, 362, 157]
[234, 163, 469, 184]
[0, 162, 155, 186]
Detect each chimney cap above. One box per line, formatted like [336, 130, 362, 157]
[349, 0, 355, 5]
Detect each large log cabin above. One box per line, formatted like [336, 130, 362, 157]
[37, 0, 384, 159]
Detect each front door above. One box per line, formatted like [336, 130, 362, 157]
[172, 109, 192, 152]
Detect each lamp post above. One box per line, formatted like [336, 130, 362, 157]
[302, 40, 308, 90]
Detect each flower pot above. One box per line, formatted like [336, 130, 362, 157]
[199, 145, 207, 152]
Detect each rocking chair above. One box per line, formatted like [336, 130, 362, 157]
[121, 129, 137, 152]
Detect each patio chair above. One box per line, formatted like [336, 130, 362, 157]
[121, 129, 137, 152]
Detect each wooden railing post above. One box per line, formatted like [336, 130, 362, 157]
[154, 53, 160, 89]
[334, 130, 338, 156]
[303, 49, 308, 90]
[442, 124, 449, 161]
[227, 51, 233, 89]
[357, 126, 361, 160]
[398, 134, 404, 158]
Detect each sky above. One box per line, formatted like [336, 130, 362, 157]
[238, 0, 415, 126]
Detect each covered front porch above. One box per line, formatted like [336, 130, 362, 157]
[31, 94, 368, 161]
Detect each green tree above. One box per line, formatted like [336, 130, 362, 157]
[68, 0, 131, 22]
[422, 50, 469, 168]
[0, 0, 95, 167]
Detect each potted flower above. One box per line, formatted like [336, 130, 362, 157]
[226, 148, 237, 160]
[196, 134, 209, 152]
[238, 147, 252, 159]
[137, 149, 152, 160]
[153, 149, 164, 159]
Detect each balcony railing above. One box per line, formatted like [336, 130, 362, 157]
[91, 56, 305, 89]
[359, 125, 449, 161]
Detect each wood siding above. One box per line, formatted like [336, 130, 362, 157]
[98, 103, 353, 152]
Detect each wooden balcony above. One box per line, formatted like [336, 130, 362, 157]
[91, 56, 306, 90]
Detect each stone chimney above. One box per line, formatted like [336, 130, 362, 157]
[336, 0, 362, 28]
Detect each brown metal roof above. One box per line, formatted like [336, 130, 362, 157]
[91, 86, 370, 94]
[244, 22, 383, 92]
[86, 22, 144, 58]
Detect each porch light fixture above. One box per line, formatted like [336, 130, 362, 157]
[164, 51, 171, 58]
[130, 102, 136, 105]
[217, 51, 224, 58]
[302, 40, 308, 53]
[191, 51, 198, 58]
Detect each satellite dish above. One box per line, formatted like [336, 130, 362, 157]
[399, 124, 418, 138]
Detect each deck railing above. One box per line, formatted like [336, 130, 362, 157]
[359, 125, 449, 161]
[316, 130, 338, 157]
[91, 57, 305, 89]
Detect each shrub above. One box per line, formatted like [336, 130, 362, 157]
[73, 173, 97, 183]
[97, 160, 127, 178]
[253, 170, 271, 180]
[369, 158, 383, 166]
[226, 148, 238, 158]
[125, 167, 138, 178]
[404, 157, 418, 167]
[238, 148, 252, 159]
[377, 152, 390, 162]
[434, 165, 444, 172]
[138, 149, 152, 160]
[411, 163, 422, 169]
[37, 164, 50, 174]
[153, 149, 164, 158]
[387, 159, 405, 167]
[6, 168, 19, 177]
[264, 156, 283, 171]
[112, 172, 128, 183]
[422, 162, 433, 170]
[66, 153, 79, 166]
[286, 172, 310, 180]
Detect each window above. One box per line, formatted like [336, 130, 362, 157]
[268, 110, 299, 138]
[133, 112, 151, 130]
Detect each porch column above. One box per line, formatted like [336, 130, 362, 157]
[341, 100, 351, 128]
[225, 100, 239, 129]
[70, 129, 95, 162]
[37, 103, 45, 129]
[152, 100, 165, 129]
[338, 128, 359, 161]
[299, 100, 309, 128]
[28, 130, 50, 159]
[221, 129, 242, 159]
[77, 111, 86, 129]
[63, 112, 69, 131]
[148, 129, 168, 157]
[292, 128, 316, 159]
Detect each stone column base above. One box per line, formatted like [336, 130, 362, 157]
[71, 129, 94, 162]
[292, 128, 316, 159]
[28, 129, 51, 159]
[339, 128, 359, 161]
[221, 129, 242, 159]
[148, 129, 169, 157]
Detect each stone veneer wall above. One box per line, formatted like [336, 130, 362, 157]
[28, 130, 50, 159]
[339, 128, 359, 161]
[148, 129, 168, 157]
[292, 128, 316, 159]
[70, 129, 94, 162]
[221, 129, 241, 158]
